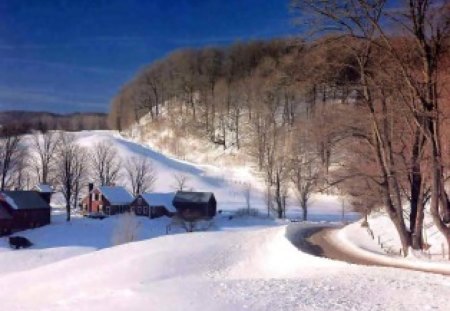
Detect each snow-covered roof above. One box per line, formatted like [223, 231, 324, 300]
[140, 192, 176, 212]
[0, 191, 51, 210]
[34, 184, 54, 193]
[173, 191, 215, 204]
[98, 186, 134, 205]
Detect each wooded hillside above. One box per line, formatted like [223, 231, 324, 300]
[109, 0, 450, 258]
[0, 111, 108, 133]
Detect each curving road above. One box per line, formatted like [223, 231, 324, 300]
[287, 222, 450, 276]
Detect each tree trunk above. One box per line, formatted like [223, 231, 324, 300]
[412, 198, 425, 250]
[301, 200, 308, 221]
[66, 201, 71, 222]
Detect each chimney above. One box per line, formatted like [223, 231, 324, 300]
[88, 183, 94, 213]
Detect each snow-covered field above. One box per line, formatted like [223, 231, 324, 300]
[1, 130, 449, 310]
[1, 219, 450, 310]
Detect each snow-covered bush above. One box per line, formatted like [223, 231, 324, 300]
[111, 212, 140, 246]
[234, 207, 260, 217]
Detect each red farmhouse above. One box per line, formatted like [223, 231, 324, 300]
[81, 185, 134, 215]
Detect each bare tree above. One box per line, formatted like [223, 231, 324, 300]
[56, 133, 88, 221]
[172, 173, 190, 191]
[242, 182, 252, 215]
[287, 122, 323, 221]
[290, 147, 321, 221]
[125, 156, 157, 196]
[11, 148, 30, 190]
[90, 141, 122, 186]
[0, 127, 23, 191]
[291, 0, 415, 256]
[291, 0, 450, 256]
[30, 130, 59, 184]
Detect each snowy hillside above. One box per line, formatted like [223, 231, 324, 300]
[58, 130, 353, 220]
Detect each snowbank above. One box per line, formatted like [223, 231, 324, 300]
[1, 224, 450, 310]
[333, 220, 450, 273]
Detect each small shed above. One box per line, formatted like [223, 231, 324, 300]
[172, 191, 216, 221]
[131, 192, 176, 218]
[81, 186, 134, 215]
[0, 191, 51, 231]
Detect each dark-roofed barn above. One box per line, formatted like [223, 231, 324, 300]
[0, 191, 51, 234]
[172, 191, 216, 221]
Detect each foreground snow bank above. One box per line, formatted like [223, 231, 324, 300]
[1, 225, 450, 310]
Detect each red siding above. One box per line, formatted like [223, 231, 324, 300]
[81, 189, 130, 215]
[81, 189, 111, 213]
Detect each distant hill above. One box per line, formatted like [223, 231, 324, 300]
[0, 110, 109, 132]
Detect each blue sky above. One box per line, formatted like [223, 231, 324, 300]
[0, 0, 296, 113]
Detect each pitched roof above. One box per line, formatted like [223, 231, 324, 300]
[0, 191, 51, 210]
[33, 184, 54, 193]
[0, 207, 12, 220]
[173, 191, 215, 204]
[98, 186, 134, 205]
[140, 192, 176, 212]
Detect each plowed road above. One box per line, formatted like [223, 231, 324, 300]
[287, 223, 450, 276]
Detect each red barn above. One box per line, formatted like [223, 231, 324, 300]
[0, 191, 51, 234]
[81, 186, 134, 215]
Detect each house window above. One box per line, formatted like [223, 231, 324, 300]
[106, 206, 110, 215]
[92, 193, 95, 201]
[143, 207, 148, 215]
[137, 197, 143, 205]
[137, 207, 142, 214]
